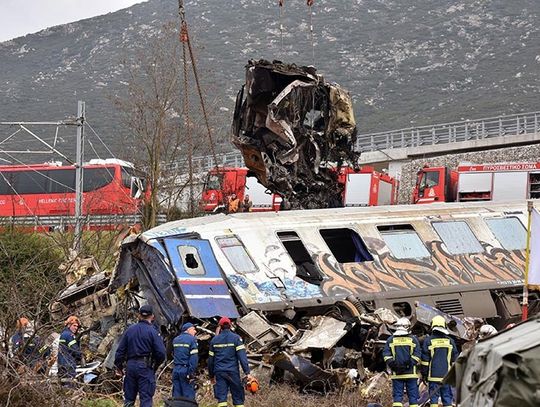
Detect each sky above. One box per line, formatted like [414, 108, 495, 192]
[0, 0, 148, 42]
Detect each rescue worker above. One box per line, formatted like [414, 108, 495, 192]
[227, 193, 240, 213]
[11, 317, 50, 372]
[58, 315, 82, 382]
[241, 194, 252, 212]
[114, 304, 166, 407]
[383, 317, 421, 407]
[421, 316, 458, 407]
[172, 322, 199, 400]
[208, 317, 253, 407]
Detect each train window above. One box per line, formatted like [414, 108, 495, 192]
[277, 231, 324, 285]
[377, 224, 430, 259]
[121, 167, 133, 188]
[205, 173, 223, 190]
[320, 228, 373, 263]
[216, 236, 257, 274]
[486, 217, 527, 250]
[178, 246, 206, 275]
[432, 221, 483, 254]
[48, 169, 75, 193]
[0, 173, 14, 194]
[83, 168, 115, 192]
[15, 171, 48, 194]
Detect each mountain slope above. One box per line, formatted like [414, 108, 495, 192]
[1, 0, 539, 157]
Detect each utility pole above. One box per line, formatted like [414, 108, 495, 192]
[73, 101, 85, 253]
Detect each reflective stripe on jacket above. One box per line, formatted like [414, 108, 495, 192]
[173, 332, 198, 375]
[421, 332, 458, 382]
[58, 328, 81, 369]
[383, 334, 422, 379]
[208, 329, 249, 377]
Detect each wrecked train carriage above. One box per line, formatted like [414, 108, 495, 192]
[113, 200, 536, 336]
[231, 59, 359, 209]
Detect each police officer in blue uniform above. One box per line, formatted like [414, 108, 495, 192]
[421, 316, 458, 407]
[208, 317, 252, 407]
[172, 322, 199, 400]
[115, 305, 166, 407]
[383, 317, 421, 407]
[58, 315, 82, 382]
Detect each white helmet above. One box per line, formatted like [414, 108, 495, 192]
[478, 324, 497, 339]
[393, 317, 411, 336]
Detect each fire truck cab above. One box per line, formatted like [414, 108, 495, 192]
[201, 166, 398, 212]
[200, 167, 281, 212]
[413, 162, 540, 204]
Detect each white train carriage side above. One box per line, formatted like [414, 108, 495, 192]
[113, 201, 536, 327]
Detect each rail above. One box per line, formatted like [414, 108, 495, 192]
[0, 214, 167, 229]
[165, 111, 540, 173]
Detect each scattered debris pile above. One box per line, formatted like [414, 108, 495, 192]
[231, 59, 359, 209]
[45, 255, 511, 396]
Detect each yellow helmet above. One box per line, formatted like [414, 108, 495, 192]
[431, 316, 447, 330]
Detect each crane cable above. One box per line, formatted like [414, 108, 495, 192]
[307, 0, 315, 65]
[178, 1, 220, 215]
[277, 1, 316, 64]
[278, 0, 284, 53]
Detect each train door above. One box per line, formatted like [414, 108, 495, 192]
[164, 238, 239, 318]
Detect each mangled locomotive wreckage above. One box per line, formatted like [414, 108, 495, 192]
[231, 59, 359, 209]
[111, 200, 539, 386]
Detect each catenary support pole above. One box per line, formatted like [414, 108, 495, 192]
[73, 101, 85, 253]
[522, 200, 533, 321]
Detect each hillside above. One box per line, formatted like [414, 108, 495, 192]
[0, 0, 539, 158]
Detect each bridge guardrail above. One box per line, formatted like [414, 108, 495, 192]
[165, 111, 540, 174]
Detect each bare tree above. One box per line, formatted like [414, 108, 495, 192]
[114, 22, 181, 228]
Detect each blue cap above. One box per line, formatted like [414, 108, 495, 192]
[139, 304, 153, 316]
[181, 322, 195, 332]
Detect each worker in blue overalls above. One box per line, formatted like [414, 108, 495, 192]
[11, 317, 51, 372]
[208, 317, 253, 407]
[114, 305, 166, 407]
[383, 317, 421, 407]
[172, 322, 199, 400]
[58, 315, 82, 383]
[421, 316, 458, 407]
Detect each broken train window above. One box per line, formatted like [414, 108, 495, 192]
[432, 221, 483, 255]
[485, 217, 527, 251]
[277, 231, 324, 285]
[377, 224, 430, 260]
[177, 246, 206, 276]
[320, 228, 373, 263]
[216, 236, 258, 274]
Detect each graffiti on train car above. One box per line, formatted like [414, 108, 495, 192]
[317, 239, 525, 297]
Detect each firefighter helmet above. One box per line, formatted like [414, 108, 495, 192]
[243, 376, 259, 394]
[478, 324, 497, 339]
[431, 316, 449, 334]
[393, 317, 411, 335]
[65, 315, 80, 327]
[16, 317, 30, 330]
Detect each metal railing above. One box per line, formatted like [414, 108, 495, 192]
[355, 111, 540, 152]
[165, 111, 540, 173]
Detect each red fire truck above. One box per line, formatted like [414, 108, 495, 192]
[0, 159, 147, 229]
[200, 166, 398, 212]
[412, 162, 540, 204]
